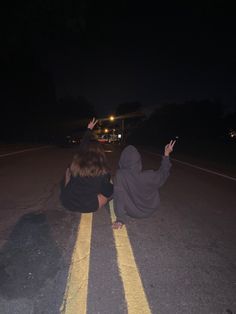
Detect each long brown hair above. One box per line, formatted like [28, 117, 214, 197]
[70, 141, 110, 177]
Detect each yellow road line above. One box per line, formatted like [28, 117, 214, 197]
[60, 213, 93, 314]
[110, 201, 152, 314]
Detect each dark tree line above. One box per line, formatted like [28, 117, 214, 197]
[0, 0, 91, 141]
[0, 93, 96, 141]
[128, 100, 234, 146]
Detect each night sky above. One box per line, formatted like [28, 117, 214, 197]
[1, 1, 236, 121]
[49, 1, 236, 115]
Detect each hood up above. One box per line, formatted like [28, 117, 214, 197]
[119, 145, 142, 172]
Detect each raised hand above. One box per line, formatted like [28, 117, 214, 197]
[87, 117, 98, 130]
[164, 140, 176, 157]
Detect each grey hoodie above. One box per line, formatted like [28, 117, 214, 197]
[113, 145, 172, 223]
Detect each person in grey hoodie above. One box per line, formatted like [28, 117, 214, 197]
[112, 140, 175, 229]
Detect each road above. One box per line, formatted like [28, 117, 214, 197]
[0, 144, 235, 314]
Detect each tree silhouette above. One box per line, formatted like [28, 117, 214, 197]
[128, 99, 224, 146]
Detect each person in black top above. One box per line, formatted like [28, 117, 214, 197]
[60, 118, 113, 213]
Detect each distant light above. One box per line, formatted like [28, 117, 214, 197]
[118, 134, 122, 138]
[229, 130, 236, 138]
[109, 116, 115, 121]
[104, 128, 109, 133]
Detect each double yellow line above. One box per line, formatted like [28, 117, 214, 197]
[60, 213, 93, 313]
[61, 202, 152, 314]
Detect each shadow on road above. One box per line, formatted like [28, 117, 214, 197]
[0, 211, 63, 299]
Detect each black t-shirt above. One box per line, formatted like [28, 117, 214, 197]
[60, 173, 113, 213]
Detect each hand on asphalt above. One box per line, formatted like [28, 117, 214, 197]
[112, 221, 124, 229]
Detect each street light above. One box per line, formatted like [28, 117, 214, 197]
[109, 115, 124, 143]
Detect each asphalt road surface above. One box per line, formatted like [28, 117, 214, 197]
[0, 144, 235, 314]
